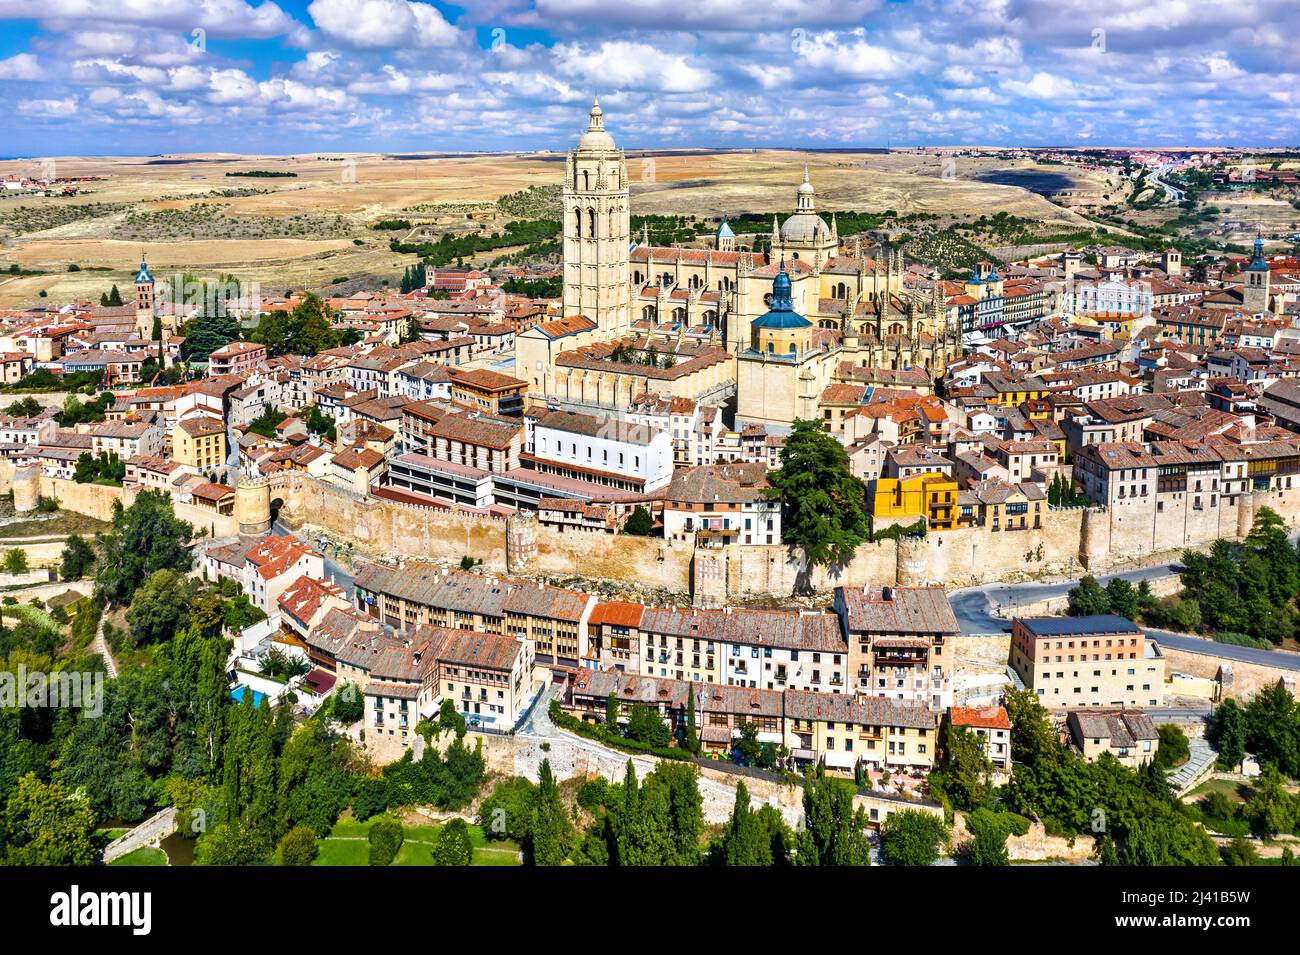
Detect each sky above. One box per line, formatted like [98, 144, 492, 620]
[0, 0, 1297, 157]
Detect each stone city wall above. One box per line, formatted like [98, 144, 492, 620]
[1161, 644, 1299, 702]
[37, 466, 1300, 603]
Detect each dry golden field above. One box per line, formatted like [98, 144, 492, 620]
[0, 149, 1109, 307]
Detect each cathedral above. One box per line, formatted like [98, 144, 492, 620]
[520, 99, 963, 429]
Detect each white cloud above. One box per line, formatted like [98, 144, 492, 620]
[552, 40, 715, 93]
[307, 0, 460, 48]
[792, 29, 902, 79]
[0, 52, 42, 80]
[19, 96, 77, 117]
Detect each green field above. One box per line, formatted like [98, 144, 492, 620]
[312, 816, 520, 867]
[110, 847, 168, 867]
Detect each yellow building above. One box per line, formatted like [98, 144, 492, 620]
[172, 416, 226, 472]
[872, 471, 960, 531]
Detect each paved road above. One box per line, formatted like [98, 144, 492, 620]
[949, 562, 1180, 633]
[1150, 163, 1185, 202]
[951, 564, 1300, 672]
[272, 519, 355, 594]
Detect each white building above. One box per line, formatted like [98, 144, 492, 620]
[529, 408, 673, 493]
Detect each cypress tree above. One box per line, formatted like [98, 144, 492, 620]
[684, 683, 698, 754]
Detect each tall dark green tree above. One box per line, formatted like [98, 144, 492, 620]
[528, 759, 572, 866]
[765, 419, 869, 582]
[684, 683, 699, 755]
[718, 781, 770, 865]
[795, 773, 871, 866]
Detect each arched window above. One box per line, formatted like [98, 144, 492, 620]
[642, 305, 657, 322]
[609, 207, 617, 236]
[633, 271, 643, 285]
[573, 208, 582, 238]
[587, 208, 597, 238]
[582, 170, 590, 191]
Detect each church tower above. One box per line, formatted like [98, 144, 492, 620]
[1242, 234, 1271, 313]
[134, 253, 156, 337]
[562, 97, 631, 335]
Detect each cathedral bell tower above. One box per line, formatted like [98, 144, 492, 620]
[134, 253, 156, 338]
[1242, 233, 1271, 313]
[562, 97, 631, 335]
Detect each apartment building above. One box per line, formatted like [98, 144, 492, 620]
[785, 690, 938, 773]
[660, 463, 782, 546]
[527, 408, 673, 494]
[353, 562, 595, 667]
[948, 705, 1013, 778]
[171, 416, 226, 472]
[834, 585, 958, 709]
[1067, 709, 1160, 767]
[207, 341, 267, 377]
[1010, 616, 1165, 710]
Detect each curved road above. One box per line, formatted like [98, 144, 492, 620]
[951, 565, 1300, 672]
[1149, 163, 1185, 202]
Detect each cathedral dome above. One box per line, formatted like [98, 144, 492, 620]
[779, 166, 829, 245]
[779, 212, 830, 245]
[752, 261, 812, 330]
[577, 96, 616, 152]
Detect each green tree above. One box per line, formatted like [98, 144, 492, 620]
[1067, 575, 1110, 616]
[623, 506, 653, 536]
[125, 568, 197, 646]
[1104, 578, 1139, 620]
[95, 491, 194, 606]
[277, 825, 319, 865]
[626, 704, 671, 748]
[929, 724, 993, 812]
[765, 418, 869, 581]
[2, 549, 28, 576]
[1154, 724, 1190, 770]
[367, 816, 404, 866]
[1244, 679, 1300, 777]
[59, 534, 96, 580]
[880, 808, 948, 866]
[717, 781, 771, 865]
[795, 773, 871, 866]
[331, 683, 364, 724]
[477, 777, 536, 843]
[2, 774, 97, 866]
[1208, 698, 1247, 770]
[528, 759, 572, 866]
[432, 818, 473, 866]
[964, 809, 1010, 866]
[1243, 768, 1298, 838]
[194, 822, 269, 866]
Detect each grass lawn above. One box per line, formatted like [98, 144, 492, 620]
[0, 512, 113, 540]
[313, 816, 520, 867]
[110, 847, 167, 867]
[1186, 778, 1251, 804]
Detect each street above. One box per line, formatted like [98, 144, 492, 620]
[950, 564, 1300, 672]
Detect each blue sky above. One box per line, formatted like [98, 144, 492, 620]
[0, 0, 1296, 156]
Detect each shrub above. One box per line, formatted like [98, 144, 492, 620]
[367, 817, 404, 866]
[277, 826, 319, 866]
[331, 683, 364, 724]
[477, 777, 536, 842]
[880, 809, 949, 866]
[432, 819, 473, 866]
